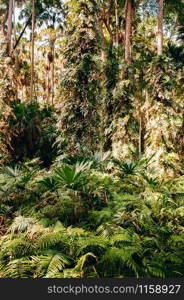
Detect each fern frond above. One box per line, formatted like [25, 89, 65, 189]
[35, 232, 68, 250]
[97, 223, 123, 238]
[45, 253, 71, 278]
[3, 258, 33, 278]
[63, 268, 81, 278]
[4, 238, 33, 258]
[75, 252, 97, 272]
[77, 236, 109, 256]
[110, 234, 135, 247]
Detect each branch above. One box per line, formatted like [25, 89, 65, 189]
[13, 15, 32, 50]
[103, 18, 114, 41]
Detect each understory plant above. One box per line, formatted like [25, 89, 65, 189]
[0, 155, 183, 278]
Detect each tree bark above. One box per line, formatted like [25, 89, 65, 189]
[30, 0, 35, 102]
[51, 42, 55, 106]
[157, 0, 164, 56]
[2, 4, 9, 37]
[13, 0, 16, 45]
[115, 0, 119, 49]
[125, 0, 134, 64]
[12, 0, 18, 73]
[7, 0, 13, 54]
[97, 20, 107, 62]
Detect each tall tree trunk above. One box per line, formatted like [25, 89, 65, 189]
[51, 42, 55, 106]
[7, 0, 13, 54]
[47, 60, 51, 105]
[13, 0, 18, 72]
[30, 0, 35, 102]
[125, 0, 134, 64]
[115, 0, 119, 49]
[97, 20, 107, 62]
[157, 0, 164, 55]
[13, 0, 16, 45]
[2, 4, 9, 37]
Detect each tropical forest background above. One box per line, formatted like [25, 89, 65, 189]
[0, 0, 184, 278]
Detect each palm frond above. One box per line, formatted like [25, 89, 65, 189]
[1, 166, 20, 178]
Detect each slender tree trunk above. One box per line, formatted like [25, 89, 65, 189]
[7, 0, 13, 54]
[13, 0, 16, 45]
[157, 0, 164, 56]
[104, 17, 114, 45]
[30, 0, 35, 102]
[2, 4, 9, 37]
[115, 0, 119, 49]
[44, 68, 47, 104]
[97, 20, 107, 62]
[51, 42, 55, 105]
[94, 8, 107, 62]
[125, 0, 134, 64]
[13, 0, 18, 73]
[47, 62, 51, 105]
[139, 110, 142, 156]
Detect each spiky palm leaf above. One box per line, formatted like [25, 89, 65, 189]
[54, 162, 90, 190]
[1, 166, 20, 178]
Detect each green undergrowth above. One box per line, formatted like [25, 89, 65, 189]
[0, 154, 184, 278]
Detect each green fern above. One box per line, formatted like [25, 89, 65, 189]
[75, 252, 97, 273]
[77, 236, 109, 256]
[97, 223, 123, 238]
[45, 253, 71, 278]
[35, 232, 68, 250]
[2, 258, 33, 278]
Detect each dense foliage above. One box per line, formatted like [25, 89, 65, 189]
[0, 0, 184, 278]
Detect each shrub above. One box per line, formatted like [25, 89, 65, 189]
[0, 100, 58, 166]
